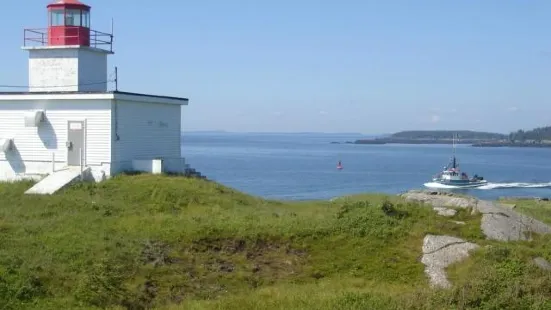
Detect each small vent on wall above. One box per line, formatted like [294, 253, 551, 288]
[24, 110, 45, 127]
[0, 138, 13, 152]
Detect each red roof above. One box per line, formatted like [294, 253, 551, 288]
[47, 0, 90, 9]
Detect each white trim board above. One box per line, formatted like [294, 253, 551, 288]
[0, 92, 189, 106]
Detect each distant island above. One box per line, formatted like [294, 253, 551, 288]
[333, 126, 551, 148]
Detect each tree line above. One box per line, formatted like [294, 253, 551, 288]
[390, 130, 506, 140]
[508, 126, 551, 143]
[385, 127, 551, 143]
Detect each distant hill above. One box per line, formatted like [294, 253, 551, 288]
[390, 130, 507, 140]
[508, 126, 551, 142]
[472, 126, 551, 147]
[353, 130, 507, 145]
[186, 131, 367, 136]
[387, 126, 551, 143]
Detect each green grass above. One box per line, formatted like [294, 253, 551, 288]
[498, 198, 551, 225]
[0, 174, 549, 309]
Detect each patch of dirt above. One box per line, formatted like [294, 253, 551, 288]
[141, 240, 174, 267]
[137, 279, 158, 307]
[190, 237, 247, 254]
[190, 237, 306, 258]
[137, 237, 308, 303]
[189, 237, 308, 282]
[141, 240, 170, 266]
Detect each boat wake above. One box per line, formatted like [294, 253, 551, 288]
[424, 182, 551, 190]
[477, 182, 551, 190]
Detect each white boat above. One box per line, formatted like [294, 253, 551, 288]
[430, 134, 488, 188]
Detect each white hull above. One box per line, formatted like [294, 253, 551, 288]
[431, 178, 488, 188]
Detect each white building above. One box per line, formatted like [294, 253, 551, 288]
[0, 0, 189, 185]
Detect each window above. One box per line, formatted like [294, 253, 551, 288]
[82, 10, 90, 28]
[49, 9, 89, 27]
[65, 9, 82, 26]
[50, 9, 64, 26]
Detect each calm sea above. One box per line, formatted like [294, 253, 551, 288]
[182, 133, 551, 201]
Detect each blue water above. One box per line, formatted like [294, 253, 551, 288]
[182, 133, 551, 201]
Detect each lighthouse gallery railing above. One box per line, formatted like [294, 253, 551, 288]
[23, 27, 113, 52]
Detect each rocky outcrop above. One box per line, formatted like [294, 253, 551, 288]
[421, 235, 479, 289]
[401, 190, 551, 241]
[533, 257, 551, 271]
[404, 190, 551, 288]
[433, 207, 457, 217]
[402, 190, 477, 209]
[476, 200, 551, 241]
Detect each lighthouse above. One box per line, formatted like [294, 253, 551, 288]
[24, 0, 113, 92]
[0, 0, 190, 193]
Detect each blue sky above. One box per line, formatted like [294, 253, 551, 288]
[1, 0, 551, 134]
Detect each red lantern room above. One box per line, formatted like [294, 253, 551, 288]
[47, 0, 91, 46]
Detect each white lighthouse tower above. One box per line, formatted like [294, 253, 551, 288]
[0, 0, 190, 194]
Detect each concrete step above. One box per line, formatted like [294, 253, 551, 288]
[25, 167, 90, 195]
[184, 167, 207, 179]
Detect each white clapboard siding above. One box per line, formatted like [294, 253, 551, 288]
[0, 99, 111, 166]
[112, 99, 181, 163]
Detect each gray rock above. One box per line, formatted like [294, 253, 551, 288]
[401, 190, 477, 209]
[421, 234, 479, 289]
[433, 207, 457, 217]
[401, 190, 551, 241]
[477, 200, 551, 241]
[451, 221, 466, 225]
[533, 257, 551, 271]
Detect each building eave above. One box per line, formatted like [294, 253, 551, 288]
[113, 91, 189, 106]
[21, 45, 114, 54]
[0, 90, 189, 106]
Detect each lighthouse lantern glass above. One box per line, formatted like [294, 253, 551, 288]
[65, 9, 81, 27]
[82, 11, 90, 28]
[48, 8, 90, 28]
[50, 9, 64, 26]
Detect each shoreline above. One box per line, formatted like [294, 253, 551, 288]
[331, 139, 551, 148]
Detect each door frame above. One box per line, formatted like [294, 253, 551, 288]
[66, 119, 87, 167]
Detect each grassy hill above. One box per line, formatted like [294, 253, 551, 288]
[0, 175, 550, 309]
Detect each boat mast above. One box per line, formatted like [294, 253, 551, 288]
[452, 133, 457, 169]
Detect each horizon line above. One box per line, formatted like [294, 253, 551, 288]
[182, 130, 383, 135]
[181, 129, 512, 135]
